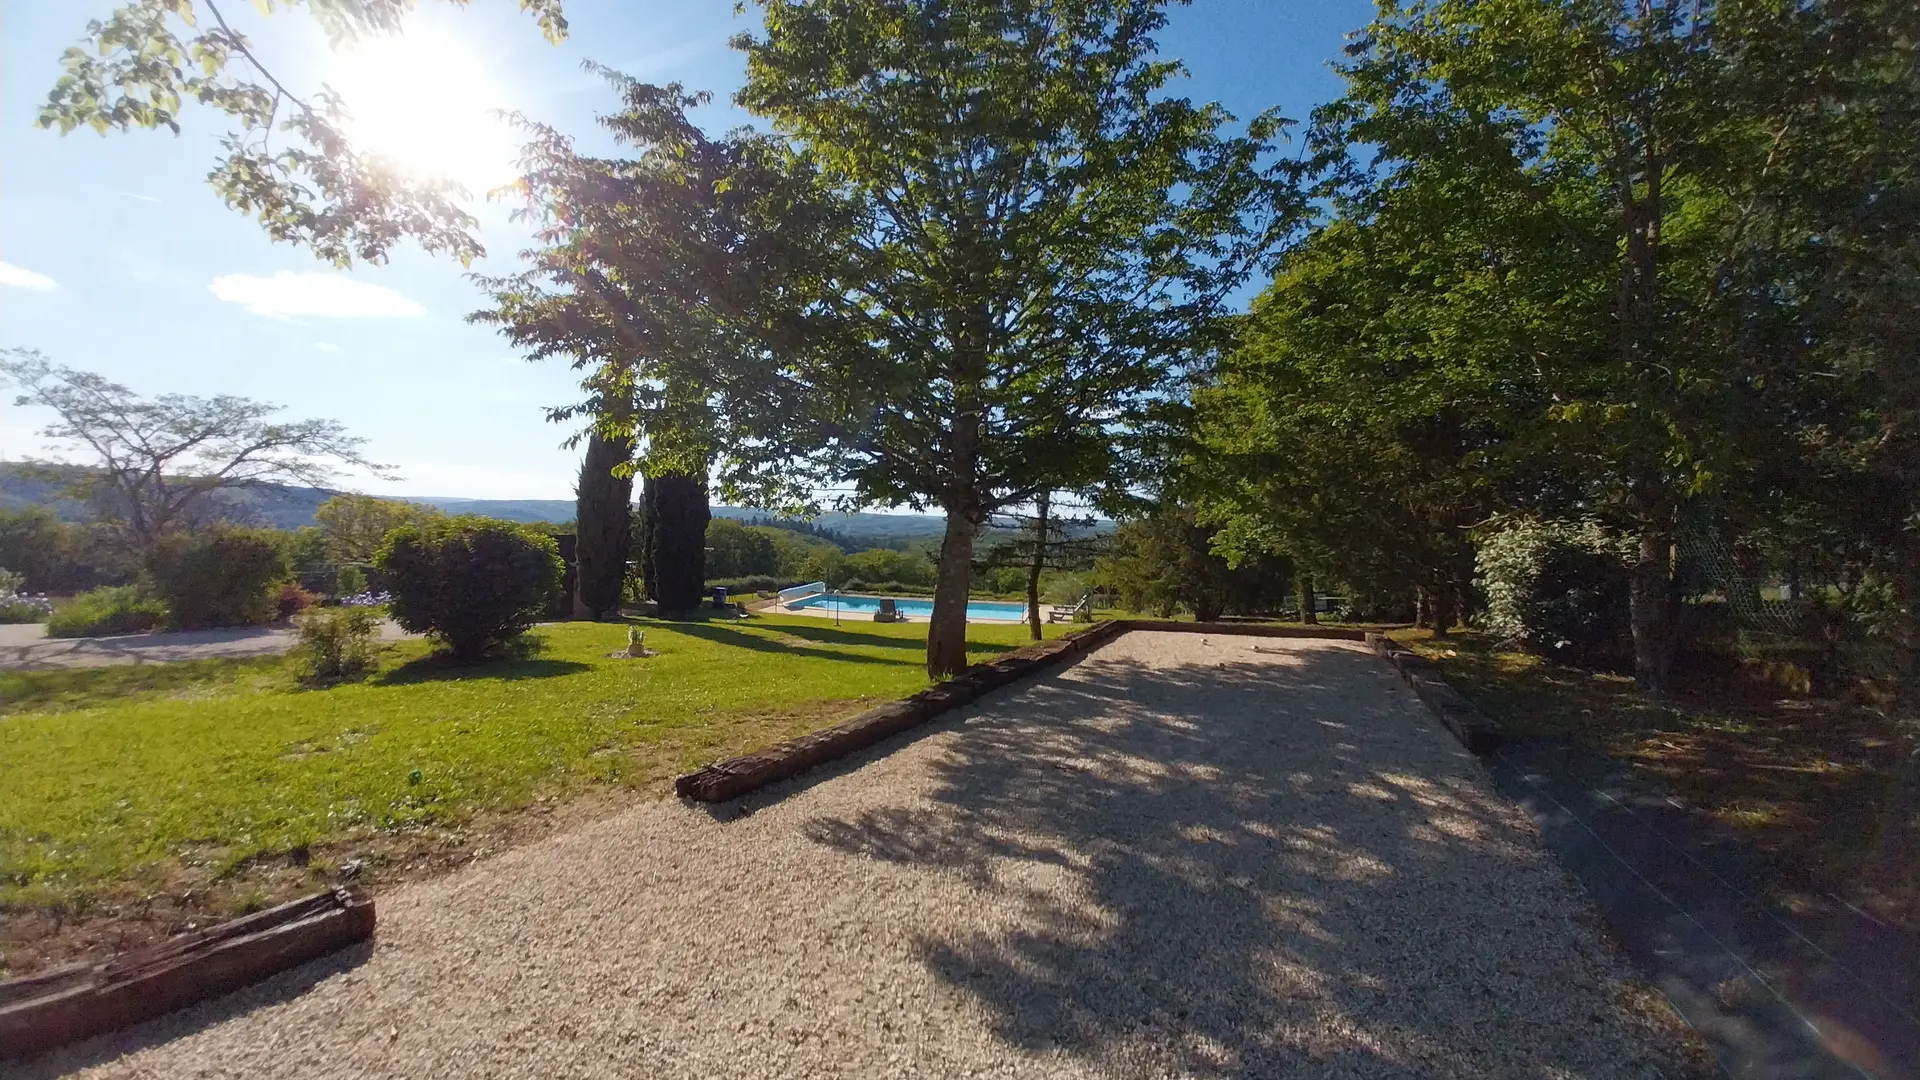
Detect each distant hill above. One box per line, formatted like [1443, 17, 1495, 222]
[409, 496, 575, 524]
[0, 463, 957, 547]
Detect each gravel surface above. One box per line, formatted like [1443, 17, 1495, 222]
[0, 621, 413, 671]
[21, 632, 1697, 1078]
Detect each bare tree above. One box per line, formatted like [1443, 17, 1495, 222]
[1, 350, 390, 553]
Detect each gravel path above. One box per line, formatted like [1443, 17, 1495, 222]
[22, 632, 1698, 1078]
[0, 620, 415, 671]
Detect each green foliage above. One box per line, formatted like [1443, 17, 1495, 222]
[574, 430, 635, 619]
[706, 518, 782, 580]
[1195, 0, 1920, 690]
[1475, 517, 1635, 666]
[1042, 572, 1092, 609]
[146, 527, 291, 630]
[312, 494, 443, 567]
[0, 506, 120, 594]
[374, 516, 563, 660]
[728, 0, 1302, 674]
[843, 548, 935, 589]
[705, 575, 790, 596]
[45, 585, 166, 638]
[37, 0, 568, 265]
[637, 472, 710, 617]
[292, 606, 382, 685]
[1097, 507, 1292, 621]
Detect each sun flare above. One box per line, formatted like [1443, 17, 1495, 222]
[326, 25, 520, 194]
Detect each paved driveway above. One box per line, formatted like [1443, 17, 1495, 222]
[21, 632, 1700, 1078]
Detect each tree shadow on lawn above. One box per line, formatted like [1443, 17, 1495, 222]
[664, 617, 1025, 659]
[662, 621, 924, 667]
[797, 644, 1700, 1077]
[372, 654, 592, 686]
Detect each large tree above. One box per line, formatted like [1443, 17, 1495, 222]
[1, 350, 387, 554]
[39, 0, 567, 265]
[1200, 0, 1920, 692]
[473, 73, 838, 617]
[736, 0, 1300, 675]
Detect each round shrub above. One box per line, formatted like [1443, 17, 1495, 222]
[375, 517, 563, 659]
[1475, 515, 1634, 667]
[276, 582, 318, 620]
[45, 586, 167, 638]
[146, 528, 292, 630]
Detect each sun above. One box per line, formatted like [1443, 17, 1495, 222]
[325, 25, 520, 194]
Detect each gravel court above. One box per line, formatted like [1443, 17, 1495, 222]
[22, 631, 1699, 1079]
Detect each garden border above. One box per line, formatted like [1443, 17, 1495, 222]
[1364, 632, 1501, 752]
[0, 887, 375, 1060]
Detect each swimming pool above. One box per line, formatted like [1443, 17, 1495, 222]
[785, 593, 1028, 621]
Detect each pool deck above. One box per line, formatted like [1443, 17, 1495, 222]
[773, 595, 1055, 625]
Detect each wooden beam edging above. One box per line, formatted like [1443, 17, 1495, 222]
[0, 887, 375, 1060]
[1365, 633, 1500, 753]
[674, 619, 1369, 803]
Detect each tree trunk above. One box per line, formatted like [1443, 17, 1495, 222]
[928, 510, 978, 677]
[1432, 577, 1456, 638]
[1025, 491, 1050, 641]
[642, 470, 710, 617]
[1298, 572, 1318, 626]
[1415, 586, 1431, 629]
[573, 430, 634, 620]
[1630, 526, 1675, 697]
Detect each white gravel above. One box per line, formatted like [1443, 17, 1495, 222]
[19, 632, 1694, 1078]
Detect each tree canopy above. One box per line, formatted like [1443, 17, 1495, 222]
[39, 0, 568, 264]
[1194, 0, 1920, 692]
[733, 0, 1302, 674]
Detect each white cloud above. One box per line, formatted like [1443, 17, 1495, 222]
[208, 271, 426, 320]
[0, 261, 58, 290]
[314, 342, 343, 354]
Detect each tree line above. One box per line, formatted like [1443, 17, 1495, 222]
[35, 0, 1919, 688]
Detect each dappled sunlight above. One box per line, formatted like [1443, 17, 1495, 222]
[798, 633, 1670, 1076]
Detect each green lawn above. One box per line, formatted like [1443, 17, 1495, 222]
[0, 613, 1059, 971]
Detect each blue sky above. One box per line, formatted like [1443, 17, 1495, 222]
[1, 0, 1376, 501]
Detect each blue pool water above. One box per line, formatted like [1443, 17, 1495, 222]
[787, 593, 1027, 621]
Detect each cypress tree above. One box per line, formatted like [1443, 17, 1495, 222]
[573, 430, 635, 619]
[639, 470, 710, 616]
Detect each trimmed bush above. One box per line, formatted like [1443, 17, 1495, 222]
[292, 606, 382, 684]
[46, 586, 167, 638]
[375, 516, 563, 659]
[146, 528, 292, 630]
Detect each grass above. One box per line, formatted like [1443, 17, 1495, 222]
[1394, 630, 1919, 934]
[0, 613, 1063, 973]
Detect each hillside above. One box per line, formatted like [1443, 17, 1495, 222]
[0, 463, 954, 546]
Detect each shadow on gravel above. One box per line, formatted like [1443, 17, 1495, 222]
[801, 642, 1707, 1078]
[11, 941, 375, 1079]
